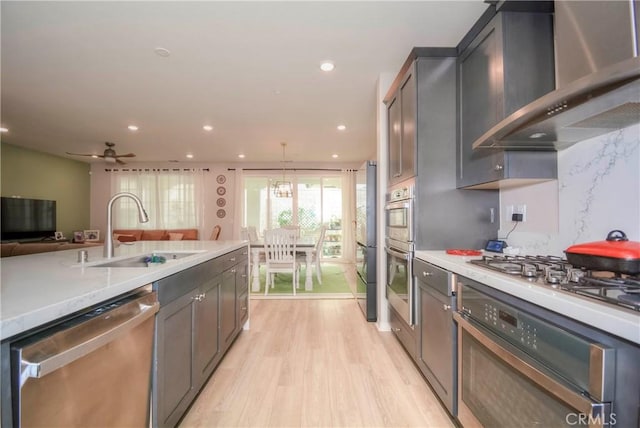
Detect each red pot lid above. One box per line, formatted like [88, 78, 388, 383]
[565, 230, 640, 260]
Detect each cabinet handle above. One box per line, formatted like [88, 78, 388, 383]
[422, 271, 432, 277]
[229, 257, 236, 262]
[200, 293, 206, 301]
[241, 306, 247, 311]
[494, 164, 504, 171]
[391, 327, 401, 333]
[443, 304, 451, 311]
[231, 269, 237, 273]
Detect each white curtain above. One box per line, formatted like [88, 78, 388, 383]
[341, 169, 357, 263]
[110, 169, 205, 230]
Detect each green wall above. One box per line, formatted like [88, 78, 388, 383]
[1, 143, 91, 239]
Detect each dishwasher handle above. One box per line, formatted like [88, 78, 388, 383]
[19, 292, 159, 385]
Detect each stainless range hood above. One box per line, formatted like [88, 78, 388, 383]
[472, 56, 640, 151]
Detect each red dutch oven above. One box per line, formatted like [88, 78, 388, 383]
[565, 230, 640, 275]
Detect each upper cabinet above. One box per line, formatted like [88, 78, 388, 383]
[456, 8, 558, 189]
[386, 68, 417, 186]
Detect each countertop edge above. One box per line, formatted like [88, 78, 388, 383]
[415, 250, 640, 345]
[1, 241, 248, 341]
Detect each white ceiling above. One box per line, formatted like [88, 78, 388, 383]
[1, 1, 488, 165]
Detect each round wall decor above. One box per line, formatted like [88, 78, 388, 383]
[217, 209, 226, 218]
[216, 186, 226, 196]
[216, 198, 226, 207]
[216, 174, 227, 184]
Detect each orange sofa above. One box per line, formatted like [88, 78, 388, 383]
[1, 242, 101, 258]
[112, 228, 199, 242]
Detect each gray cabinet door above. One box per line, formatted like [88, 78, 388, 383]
[387, 95, 401, 183]
[220, 269, 237, 350]
[458, 20, 502, 188]
[399, 71, 416, 181]
[457, 11, 555, 189]
[418, 283, 455, 414]
[194, 275, 221, 386]
[154, 292, 196, 427]
[235, 260, 249, 332]
[387, 68, 417, 186]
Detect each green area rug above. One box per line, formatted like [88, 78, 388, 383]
[252, 263, 352, 295]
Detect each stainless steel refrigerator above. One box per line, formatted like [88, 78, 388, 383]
[355, 161, 377, 321]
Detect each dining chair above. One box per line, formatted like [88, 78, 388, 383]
[210, 225, 221, 240]
[281, 224, 300, 238]
[263, 228, 300, 295]
[297, 225, 326, 285]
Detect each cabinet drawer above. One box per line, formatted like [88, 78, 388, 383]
[414, 259, 453, 296]
[389, 305, 416, 359]
[238, 290, 249, 328]
[222, 247, 248, 271]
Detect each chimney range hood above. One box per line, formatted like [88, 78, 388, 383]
[472, 56, 640, 151]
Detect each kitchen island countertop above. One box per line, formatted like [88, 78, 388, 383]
[415, 250, 640, 345]
[0, 240, 248, 341]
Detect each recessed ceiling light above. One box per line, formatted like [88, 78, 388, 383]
[337, 124, 346, 131]
[91, 155, 99, 159]
[332, 154, 339, 159]
[203, 125, 213, 132]
[320, 61, 335, 72]
[154, 47, 171, 57]
[186, 153, 194, 159]
[238, 154, 245, 159]
[529, 132, 547, 139]
[128, 125, 139, 131]
[0, 127, 8, 133]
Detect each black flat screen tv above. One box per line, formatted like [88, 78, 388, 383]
[1, 197, 57, 241]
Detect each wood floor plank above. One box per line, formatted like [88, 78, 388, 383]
[179, 299, 455, 428]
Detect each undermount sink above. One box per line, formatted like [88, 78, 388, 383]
[89, 251, 202, 268]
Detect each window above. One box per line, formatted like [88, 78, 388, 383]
[243, 173, 344, 259]
[111, 170, 203, 229]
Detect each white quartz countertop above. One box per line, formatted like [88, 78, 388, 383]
[415, 251, 640, 345]
[0, 240, 248, 341]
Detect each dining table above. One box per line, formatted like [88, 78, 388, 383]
[249, 237, 316, 292]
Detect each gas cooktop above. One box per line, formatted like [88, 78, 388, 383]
[469, 254, 640, 311]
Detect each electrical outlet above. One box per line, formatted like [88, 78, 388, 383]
[515, 204, 527, 222]
[506, 205, 514, 221]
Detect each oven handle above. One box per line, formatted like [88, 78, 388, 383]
[454, 312, 608, 420]
[384, 200, 411, 211]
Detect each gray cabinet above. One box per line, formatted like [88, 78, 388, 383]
[386, 68, 416, 186]
[457, 9, 557, 189]
[415, 259, 456, 415]
[193, 273, 221, 386]
[153, 246, 249, 427]
[155, 290, 199, 428]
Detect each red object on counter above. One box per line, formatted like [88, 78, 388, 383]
[565, 230, 640, 274]
[446, 249, 482, 256]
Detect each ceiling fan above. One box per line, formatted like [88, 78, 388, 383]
[66, 142, 136, 164]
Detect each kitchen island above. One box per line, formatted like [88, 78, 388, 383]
[0, 240, 248, 341]
[1, 239, 249, 427]
[415, 250, 640, 345]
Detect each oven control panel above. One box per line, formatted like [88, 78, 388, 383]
[482, 303, 538, 350]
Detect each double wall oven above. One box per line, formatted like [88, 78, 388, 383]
[385, 180, 414, 326]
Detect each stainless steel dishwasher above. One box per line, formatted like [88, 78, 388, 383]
[10, 285, 159, 427]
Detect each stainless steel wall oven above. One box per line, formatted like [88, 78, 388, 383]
[385, 180, 415, 326]
[454, 276, 640, 428]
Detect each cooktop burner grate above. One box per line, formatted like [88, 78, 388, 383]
[469, 255, 640, 311]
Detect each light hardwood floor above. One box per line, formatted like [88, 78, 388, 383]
[179, 299, 455, 427]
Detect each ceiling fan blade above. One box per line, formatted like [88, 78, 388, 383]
[66, 152, 101, 157]
[116, 158, 127, 165]
[115, 153, 136, 158]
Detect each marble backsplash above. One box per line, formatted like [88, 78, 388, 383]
[499, 124, 640, 257]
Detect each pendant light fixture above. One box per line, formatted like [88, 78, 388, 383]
[273, 142, 293, 198]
